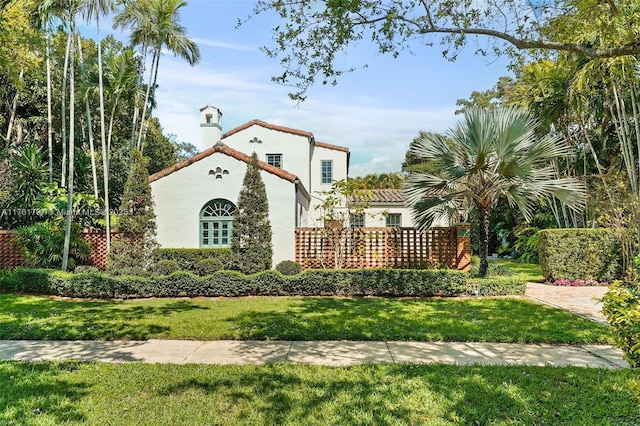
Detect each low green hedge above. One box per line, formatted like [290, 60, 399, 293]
[153, 248, 232, 272]
[538, 228, 623, 282]
[466, 276, 528, 296]
[0, 268, 475, 299]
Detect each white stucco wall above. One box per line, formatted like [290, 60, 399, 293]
[309, 144, 349, 220]
[150, 152, 300, 266]
[222, 125, 312, 190]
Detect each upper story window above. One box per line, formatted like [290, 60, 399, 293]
[205, 114, 213, 124]
[385, 213, 402, 227]
[267, 154, 282, 169]
[321, 160, 333, 184]
[350, 213, 365, 228]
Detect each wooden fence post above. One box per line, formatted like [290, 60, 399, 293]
[455, 223, 471, 272]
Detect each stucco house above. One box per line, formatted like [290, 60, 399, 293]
[150, 105, 362, 265]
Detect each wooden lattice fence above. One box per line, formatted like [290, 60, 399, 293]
[295, 224, 471, 271]
[0, 229, 118, 270]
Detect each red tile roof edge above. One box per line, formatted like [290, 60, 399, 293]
[221, 119, 314, 140]
[148, 143, 305, 191]
[314, 141, 350, 153]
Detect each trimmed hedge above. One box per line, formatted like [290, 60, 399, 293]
[0, 268, 475, 299]
[466, 276, 527, 296]
[538, 228, 623, 282]
[153, 248, 232, 272]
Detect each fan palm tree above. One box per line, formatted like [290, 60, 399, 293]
[404, 106, 587, 277]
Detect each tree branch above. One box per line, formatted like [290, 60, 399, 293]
[418, 26, 640, 58]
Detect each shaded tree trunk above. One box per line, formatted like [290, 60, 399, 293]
[478, 206, 490, 277]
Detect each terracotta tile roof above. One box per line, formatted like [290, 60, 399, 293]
[369, 189, 406, 204]
[347, 189, 406, 204]
[222, 119, 314, 139]
[149, 142, 305, 190]
[314, 140, 350, 153]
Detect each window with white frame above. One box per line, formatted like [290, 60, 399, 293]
[321, 160, 333, 184]
[266, 154, 282, 168]
[200, 199, 236, 248]
[350, 213, 365, 227]
[385, 213, 402, 227]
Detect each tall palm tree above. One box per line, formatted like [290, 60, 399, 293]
[404, 106, 587, 277]
[82, 0, 116, 251]
[114, 0, 200, 151]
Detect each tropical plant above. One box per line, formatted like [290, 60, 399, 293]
[314, 179, 374, 268]
[108, 148, 158, 273]
[113, 0, 200, 150]
[15, 220, 90, 269]
[230, 152, 273, 274]
[404, 106, 587, 277]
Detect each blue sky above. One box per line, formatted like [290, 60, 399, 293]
[107, 0, 513, 176]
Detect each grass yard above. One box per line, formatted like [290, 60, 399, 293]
[0, 361, 638, 425]
[486, 258, 544, 282]
[0, 294, 612, 344]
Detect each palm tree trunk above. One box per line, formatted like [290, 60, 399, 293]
[5, 67, 24, 144]
[77, 34, 99, 198]
[62, 16, 76, 272]
[46, 42, 53, 184]
[136, 48, 159, 151]
[96, 12, 111, 252]
[61, 30, 72, 188]
[478, 206, 490, 278]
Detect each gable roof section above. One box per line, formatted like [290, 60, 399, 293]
[149, 142, 308, 197]
[221, 120, 350, 154]
[222, 119, 314, 140]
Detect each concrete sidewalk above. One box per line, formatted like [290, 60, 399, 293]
[0, 339, 629, 368]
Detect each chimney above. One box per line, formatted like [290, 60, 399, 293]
[200, 105, 223, 146]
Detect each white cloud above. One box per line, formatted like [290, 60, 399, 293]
[191, 37, 255, 51]
[152, 56, 463, 176]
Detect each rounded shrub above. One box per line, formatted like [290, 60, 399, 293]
[275, 260, 303, 276]
[195, 258, 224, 276]
[150, 259, 180, 276]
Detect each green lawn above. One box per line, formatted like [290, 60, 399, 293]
[0, 294, 612, 343]
[487, 258, 544, 282]
[0, 361, 638, 425]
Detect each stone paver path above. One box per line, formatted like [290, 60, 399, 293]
[525, 282, 609, 324]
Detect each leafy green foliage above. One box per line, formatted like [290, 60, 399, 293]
[194, 258, 224, 276]
[405, 106, 586, 277]
[539, 229, 623, 282]
[154, 248, 231, 272]
[108, 149, 157, 273]
[1, 268, 471, 299]
[275, 260, 302, 276]
[150, 259, 180, 276]
[14, 222, 90, 270]
[601, 281, 640, 368]
[230, 152, 272, 274]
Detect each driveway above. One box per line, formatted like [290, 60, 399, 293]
[525, 282, 609, 324]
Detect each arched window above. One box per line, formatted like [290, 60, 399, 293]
[200, 199, 236, 248]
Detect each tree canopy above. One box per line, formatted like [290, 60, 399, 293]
[252, 0, 640, 100]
